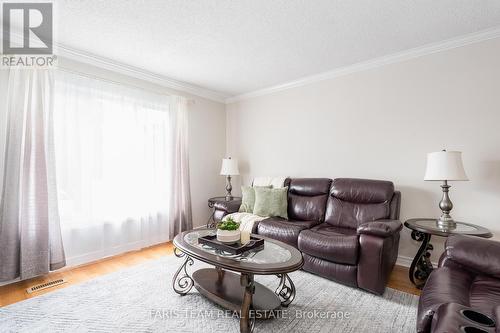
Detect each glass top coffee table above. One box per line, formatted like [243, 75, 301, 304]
[172, 229, 304, 333]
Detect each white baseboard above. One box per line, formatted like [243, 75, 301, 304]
[0, 236, 170, 287]
[396, 255, 438, 268]
[396, 255, 413, 268]
[65, 236, 170, 267]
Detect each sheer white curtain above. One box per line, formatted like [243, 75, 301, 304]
[0, 68, 66, 281]
[53, 71, 171, 264]
[169, 96, 192, 238]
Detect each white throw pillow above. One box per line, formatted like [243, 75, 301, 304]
[252, 176, 287, 188]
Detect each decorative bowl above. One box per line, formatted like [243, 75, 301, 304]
[216, 229, 241, 244]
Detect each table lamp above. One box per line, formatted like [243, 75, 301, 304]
[220, 157, 239, 200]
[424, 150, 468, 229]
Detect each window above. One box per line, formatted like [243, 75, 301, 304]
[53, 71, 171, 263]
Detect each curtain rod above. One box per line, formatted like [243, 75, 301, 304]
[55, 66, 196, 104]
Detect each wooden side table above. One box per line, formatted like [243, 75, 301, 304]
[206, 196, 242, 228]
[404, 218, 492, 289]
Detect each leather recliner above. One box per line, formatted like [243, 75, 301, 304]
[417, 235, 500, 333]
[214, 177, 402, 295]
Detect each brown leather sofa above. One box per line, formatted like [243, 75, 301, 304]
[214, 177, 402, 295]
[417, 235, 500, 333]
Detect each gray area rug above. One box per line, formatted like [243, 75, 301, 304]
[0, 255, 418, 333]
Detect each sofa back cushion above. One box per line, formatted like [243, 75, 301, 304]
[285, 178, 332, 222]
[325, 178, 394, 228]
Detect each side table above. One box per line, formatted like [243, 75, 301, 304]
[206, 196, 242, 228]
[404, 218, 492, 289]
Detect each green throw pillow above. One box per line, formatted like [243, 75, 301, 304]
[253, 187, 288, 219]
[239, 185, 272, 213]
[239, 186, 255, 213]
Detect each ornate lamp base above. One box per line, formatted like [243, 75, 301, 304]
[436, 217, 457, 229]
[436, 180, 456, 229]
[225, 175, 233, 200]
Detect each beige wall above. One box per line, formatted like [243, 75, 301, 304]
[226, 37, 500, 263]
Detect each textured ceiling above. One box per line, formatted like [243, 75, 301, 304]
[54, 0, 500, 97]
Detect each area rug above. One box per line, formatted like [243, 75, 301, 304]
[0, 255, 418, 332]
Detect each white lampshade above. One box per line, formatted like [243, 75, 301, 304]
[424, 151, 468, 181]
[220, 158, 239, 176]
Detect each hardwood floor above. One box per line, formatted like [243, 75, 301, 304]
[0, 242, 174, 307]
[388, 265, 421, 296]
[0, 241, 419, 307]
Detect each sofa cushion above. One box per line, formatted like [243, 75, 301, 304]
[302, 253, 358, 288]
[330, 178, 394, 203]
[298, 223, 359, 265]
[325, 178, 394, 228]
[257, 217, 318, 247]
[286, 178, 332, 222]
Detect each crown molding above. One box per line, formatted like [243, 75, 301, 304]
[56, 45, 229, 103]
[5, 26, 500, 105]
[2, 30, 228, 103]
[225, 26, 500, 104]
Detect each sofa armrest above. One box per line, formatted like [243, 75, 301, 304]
[357, 231, 401, 294]
[442, 235, 500, 278]
[357, 219, 402, 238]
[213, 200, 241, 214]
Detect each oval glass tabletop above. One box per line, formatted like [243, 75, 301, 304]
[173, 229, 303, 274]
[184, 229, 292, 264]
[404, 218, 492, 238]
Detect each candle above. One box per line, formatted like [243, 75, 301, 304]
[240, 230, 251, 245]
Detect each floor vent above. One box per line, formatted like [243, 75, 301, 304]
[26, 279, 67, 294]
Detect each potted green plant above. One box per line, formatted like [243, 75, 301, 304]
[216, 217, 241, 244]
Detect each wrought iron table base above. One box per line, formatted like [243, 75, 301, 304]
[275, 273, 296, 307]
[172, 248, 297, 333]
[172, 248, 194, 295]
[408, 231, 434, 289]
